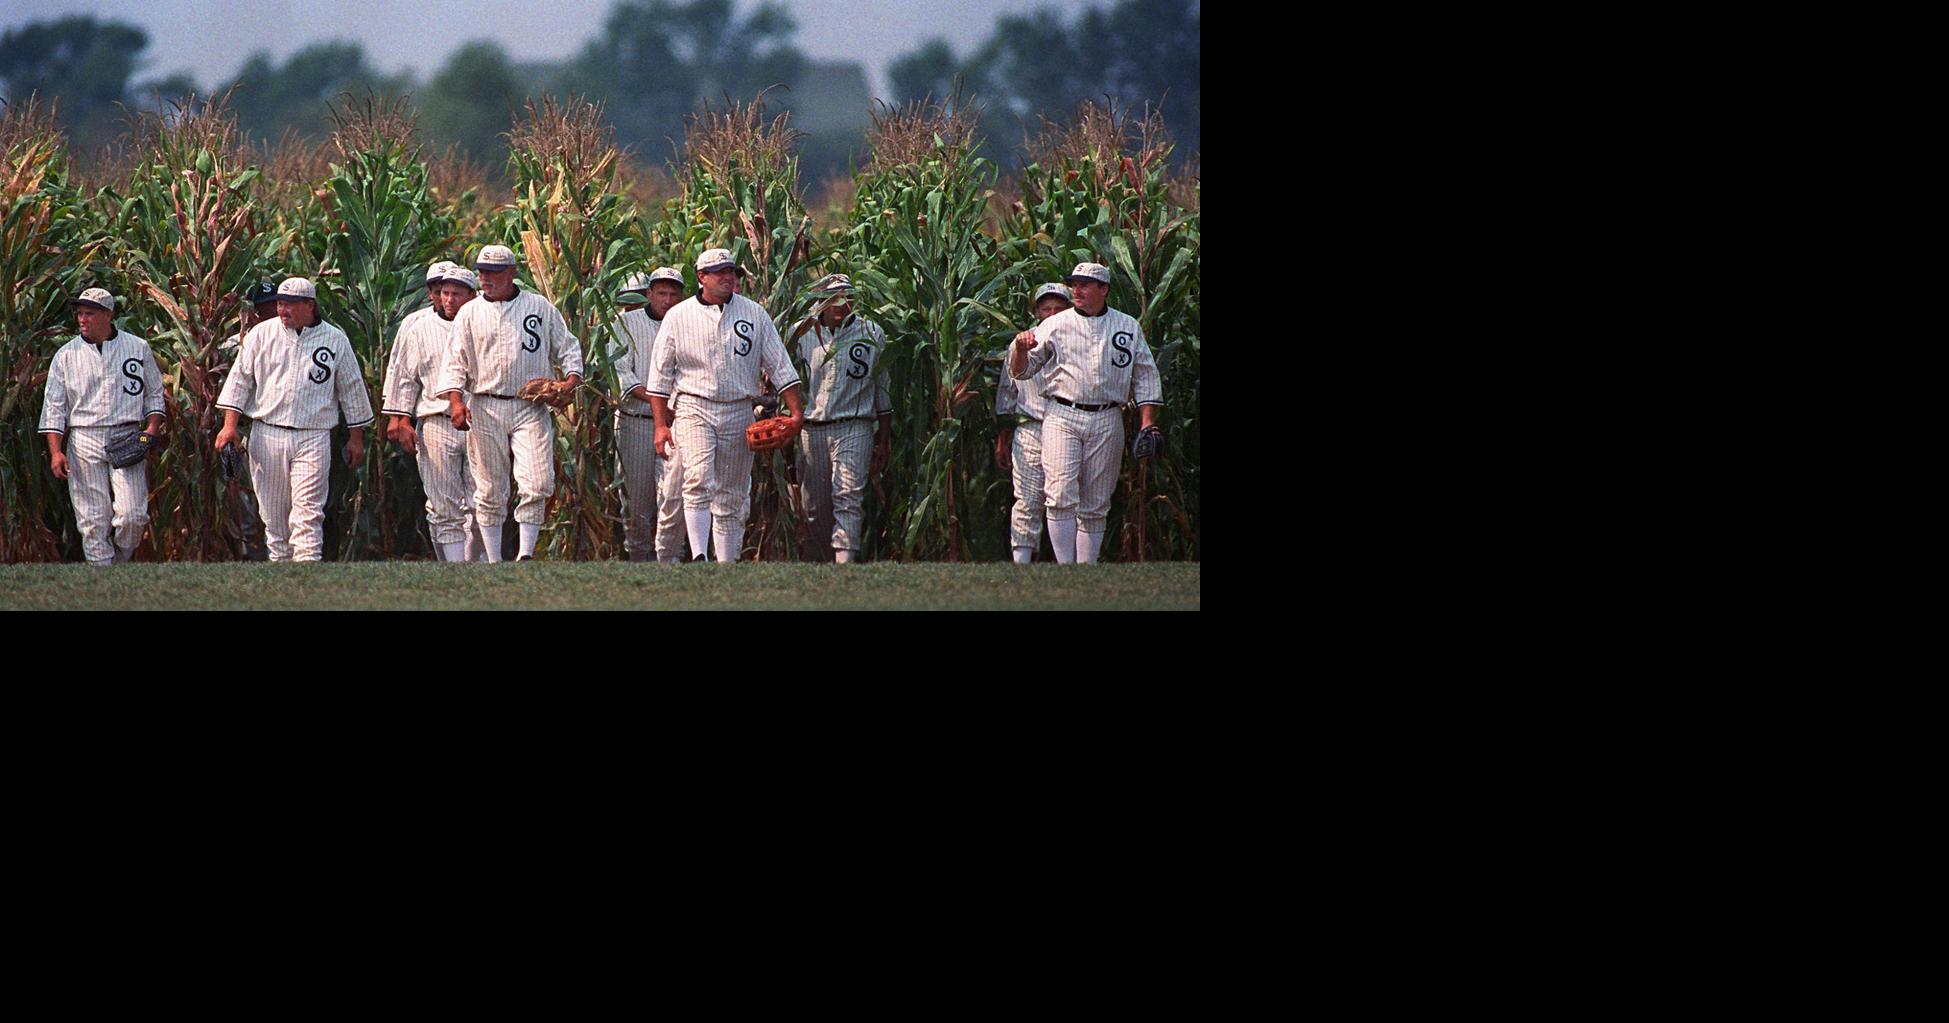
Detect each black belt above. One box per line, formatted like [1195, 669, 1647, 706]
[1049, 395, 1119, 412]
[804, 416, 870, 426]
[621, 412, 654, 419]
[483, 393, 523, 400]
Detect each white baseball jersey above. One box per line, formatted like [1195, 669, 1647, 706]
[380, 306, 438, 415]
[608, 307, 662, 416]
[436, 287, 583, 399]
[645, 293, 800, 402]
[38, 330, 168, 434]
[798, 315, 892, 421]
[1013, 305, 1163, 408]
[215, 318, 375, 429]
[381, 310, 463, 419]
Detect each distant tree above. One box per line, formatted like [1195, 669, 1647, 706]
[419, 41, 524, 171]
[0, 16, 151, 151]
[885, 0, 1200, 166]
[559, 0, 806, 165]
[223, 42, 411, 143]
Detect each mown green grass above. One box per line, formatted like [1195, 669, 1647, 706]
[0, 562, 1201, 611]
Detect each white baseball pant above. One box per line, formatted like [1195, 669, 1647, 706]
[656, 433, 686, 561]
[467, 395, 554, 526]
[416, 414, 476, 545]
[249, 422, 333, 562]
[1041, 401, 1124, 536]
[799, 419, 874, 559]
[615, 412, 660, 561]
[63, 425, 149, 564]
[1009, 420, 1046, 554]
[672, 393, 755, 560]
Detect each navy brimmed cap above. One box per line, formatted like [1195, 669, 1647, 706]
[475, 244, 518, 270]
[648, 267, 684, 286]
[73, 287, 115, 313]
[1064, 262, 1111, 284]
[818, 273, 853, 294]
[276, 277, 317, 300]
[1032, 282, 1073, 305]
[426, 260, 458, 284]
[444, 267, 479, 291]
[243, 281, 280, 305]
[696, 248, 736, 273]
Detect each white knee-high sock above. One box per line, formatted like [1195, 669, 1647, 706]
[1048, 519, 1077, 564]
[711, 523, 738, 563]
[1077, 528, 1103, 564]
[479, 524, 504, 562]
[518, 523, 540, 557]
[1012, 546, 1032, 565]
[685, 509, 712, 559]
[441, 541, 466, 562]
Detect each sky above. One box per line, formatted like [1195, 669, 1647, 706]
[2, 0, 1112, 102]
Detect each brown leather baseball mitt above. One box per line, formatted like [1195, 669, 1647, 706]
[746, 415, 801, 452]
[517, 377, 572, 409]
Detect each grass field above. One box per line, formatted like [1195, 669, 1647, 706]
[1, 562, 1201, 611]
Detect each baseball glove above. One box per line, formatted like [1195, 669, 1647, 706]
[219, 442, 243, 483]
[746, 415, 801, 452]
[106, 429, 157, 468]
[517, 377, 573, 409]
[1130, 425, 1165, 460]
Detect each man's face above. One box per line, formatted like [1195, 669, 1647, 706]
[478, 266, 516, 299]
[698, 267, 737, 302]
[1068, 279, 1109, 312]
[437, 282, 475, 318]
[276, 298, 313, 330]
[1034, 297, 1071, 322]
[246, 300, 278, 328]
[818, 295, 852, 326]
[647, 281, 684, 319]
[75, 305, 111, 340]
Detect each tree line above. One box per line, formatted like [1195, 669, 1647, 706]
[1, 0, 1199, 184]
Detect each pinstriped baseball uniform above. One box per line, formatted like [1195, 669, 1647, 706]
[995, 340, 1054, 555]
[656, 436, 686, 560]
[38, 329, 167, 564]
[436, 286, 583, 526]
[216, 317, 375, 561]
[797, 314, 891, 556]
[381, 309, 476, 547]
[608, 307, 663, 560]
[645, 292, 800, 556]
[1014, 305, 1163, 534]
[218, 331, 268, 560]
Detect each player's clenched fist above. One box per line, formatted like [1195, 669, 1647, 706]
[1013, 329, 1038, 352]
[447, 395, 471, 432]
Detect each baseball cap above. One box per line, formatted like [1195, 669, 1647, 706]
[818, 273, 853, 294]
[1032, 282, 1073, 305]
[243, 281, 280, 306]
[475, 244, 518, 270]
[647, 267, 684, 286]
[426, 260, 458, 284]
[72, 287, 115, 313]
[621, 272, 652, 292]
[443, 267, 480, 291]
[696, 248, 736, 273]
[276, 278, 318, 300]
[1064, 262, 1112, 285]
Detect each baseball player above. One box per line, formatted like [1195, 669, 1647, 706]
[994, 282, 1073, 564]
[382, 264, 485, 562]
[435, 243, 583, 562]
[609, 266, 687, 562]
[215, 280, 282, 561]
[793, 273, 892, 564]
[214, 277, 375, 562]
[1009, 262, 1163, 564]
[646, 248, 803, 563]
[38, 288, 167, 564]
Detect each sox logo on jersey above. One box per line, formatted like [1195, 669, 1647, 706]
[310, 347, 334, 383]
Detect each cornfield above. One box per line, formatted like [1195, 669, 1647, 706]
[1, 90, 1199, 564]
